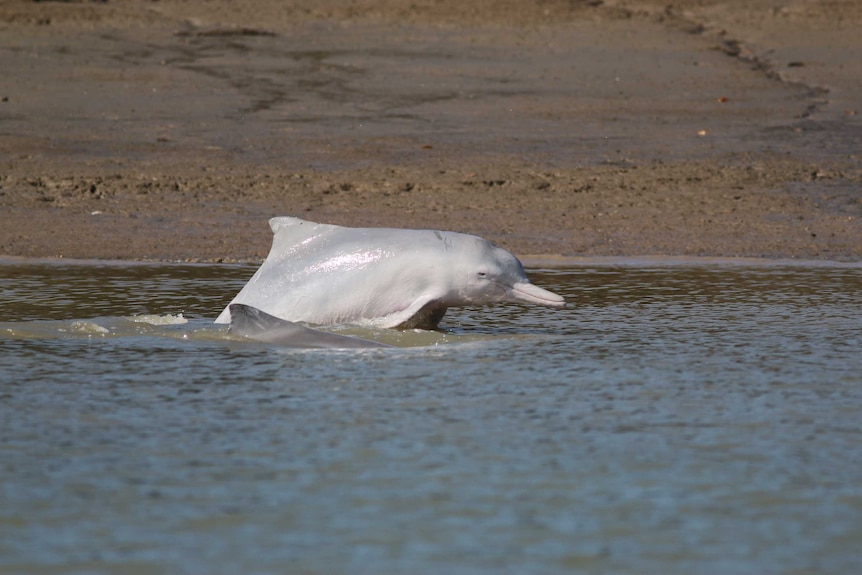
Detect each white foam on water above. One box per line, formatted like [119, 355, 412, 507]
[67, 321, 110, 335]
[128, 313, 188, 326]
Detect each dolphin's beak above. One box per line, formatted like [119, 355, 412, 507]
[507, 282, 566, 308]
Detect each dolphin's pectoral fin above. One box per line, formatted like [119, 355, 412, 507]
[395, 303, 448, 330]
[370, 294, 448, 330]
[229, 304, 391, 349]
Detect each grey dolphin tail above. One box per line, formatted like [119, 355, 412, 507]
[228, 304, 392, 349]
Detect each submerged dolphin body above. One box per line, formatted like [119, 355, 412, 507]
[228, 304, 391, 348]
[215, 217, 565, 328]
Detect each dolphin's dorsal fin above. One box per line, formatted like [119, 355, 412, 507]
[269, 216, 342, 235]
[267, 217, 345, 254]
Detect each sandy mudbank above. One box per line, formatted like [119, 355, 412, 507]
[0, 0, 860, 261]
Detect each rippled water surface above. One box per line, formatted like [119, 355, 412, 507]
[2, 259, 861, 574]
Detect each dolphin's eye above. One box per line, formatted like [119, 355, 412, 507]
[477, 271, 488, 278]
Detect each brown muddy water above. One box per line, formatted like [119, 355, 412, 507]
[1, 258, 861, 574]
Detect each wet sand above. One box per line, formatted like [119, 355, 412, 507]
[1, 0, 860, 262]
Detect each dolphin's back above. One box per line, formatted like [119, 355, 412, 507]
[228, 304, 391, 349]
[214, 218, 454, 326]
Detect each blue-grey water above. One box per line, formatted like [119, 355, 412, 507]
[1, 258, 861, 574]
